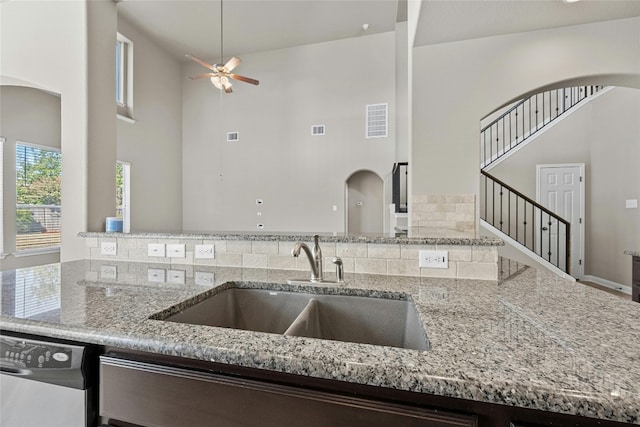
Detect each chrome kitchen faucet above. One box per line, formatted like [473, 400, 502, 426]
[292, 235, 323, 283]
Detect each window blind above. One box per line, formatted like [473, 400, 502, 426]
[15, 143, 62, 251]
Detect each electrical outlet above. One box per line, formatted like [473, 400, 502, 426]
[100, 265, 117, 280]
[419, 250, 448, 269]
[148, 243, 165, 257]
[147, 268, 165, 283]
[101, 242, 117, 256]
[167, 269, 186, 284]
[194, 244, 214, 259]
[166, 244, 186, 258]
[195, 271, 215, 286]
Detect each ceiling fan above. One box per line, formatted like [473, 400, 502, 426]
[185, 0, 258, 93]
[186, 54, 259, 94]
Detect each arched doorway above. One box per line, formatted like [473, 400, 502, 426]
[345, 170, 383, 234]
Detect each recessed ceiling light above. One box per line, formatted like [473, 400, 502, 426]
[562, 0, 581, 3]
[362, 23, 370, 31]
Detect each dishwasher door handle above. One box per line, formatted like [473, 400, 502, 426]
[0, 365, 33, 376]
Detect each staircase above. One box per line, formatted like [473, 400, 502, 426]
[479, 85, 604, 275]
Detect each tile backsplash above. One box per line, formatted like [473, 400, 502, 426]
[411, 194, 475, 233]
[83, 234, 498, 281]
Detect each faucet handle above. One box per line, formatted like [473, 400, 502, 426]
[332, 257, 344, 283]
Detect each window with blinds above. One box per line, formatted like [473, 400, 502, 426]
[15, 143, 62, 251]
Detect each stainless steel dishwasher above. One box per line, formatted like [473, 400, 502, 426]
[0, 332, 98, 427]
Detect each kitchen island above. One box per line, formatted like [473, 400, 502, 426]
[1, 259, 638, 425]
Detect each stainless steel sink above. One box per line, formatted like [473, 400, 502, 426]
[160, 287, 430, 351]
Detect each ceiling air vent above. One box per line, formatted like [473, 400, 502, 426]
[311, 125, 325, 136]
[226, 131, 239, 142]
[366, 103, 388, 139]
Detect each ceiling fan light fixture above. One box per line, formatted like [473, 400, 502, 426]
[210, 75, 222, 89]
[220, 76, 232, 90]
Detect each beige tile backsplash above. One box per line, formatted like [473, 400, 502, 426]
[85, 236, 498, 281]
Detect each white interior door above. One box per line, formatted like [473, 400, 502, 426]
[537, 164, 584, 277]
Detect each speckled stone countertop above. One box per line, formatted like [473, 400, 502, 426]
[79, 227, 503, 246]
[1, 259, 638, 424]
[625, 250, 640, 257]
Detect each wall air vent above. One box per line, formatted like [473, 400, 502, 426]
[311, 125, 325, 136]
[226, 132, 239, 142]
[366, 103, 388, 138]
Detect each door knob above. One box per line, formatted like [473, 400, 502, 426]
[542, 227, 548, 231]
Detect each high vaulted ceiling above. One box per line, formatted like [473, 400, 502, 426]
[117, 0, 640, 62]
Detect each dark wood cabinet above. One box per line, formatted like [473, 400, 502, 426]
[100, 349, 634, 427]
[100, 356, 477, 427]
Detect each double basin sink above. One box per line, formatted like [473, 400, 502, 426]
[157, 285, 430, 351]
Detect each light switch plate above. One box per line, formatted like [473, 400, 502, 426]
[148, 243, 165, 257]
[166, 244, 186, 258]
[625, 199, 638, 209]
[194, 244, 214, 259]
[167, 269, 186, 284]
[147, 268, 165, 283]
[419, 250, 449, 269]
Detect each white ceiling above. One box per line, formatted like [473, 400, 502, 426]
[414, 0, 640, 47]
[117, 0, 640, 62]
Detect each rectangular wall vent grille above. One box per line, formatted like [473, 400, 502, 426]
[311, 125, 325, 136]
[366, 103, 388, 138]
[226, 132, 239, 142]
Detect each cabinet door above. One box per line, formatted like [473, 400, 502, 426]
[100, 356, 477, 427]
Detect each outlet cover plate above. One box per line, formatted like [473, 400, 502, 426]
[195, 271, 215, 286]
[101, 242, 117, 256]
[194, 244, 214, 259]
[419, 250, 448, 269]
[100, 265, 117, 280]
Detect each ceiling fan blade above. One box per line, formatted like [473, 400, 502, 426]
[185, 54, 216, 71]
[229, 74, 259, 86]
[223, 56, 241, 72]
[188, 73, 216, 80]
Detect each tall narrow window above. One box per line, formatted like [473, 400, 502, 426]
[15, 143, 62, 251]
[0, 137, 4, 255]
[116, 162, 131, 233]
[116, 33, 133, 119]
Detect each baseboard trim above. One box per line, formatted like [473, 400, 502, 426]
[581, 275, 631, 295]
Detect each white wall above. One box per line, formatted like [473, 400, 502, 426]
[1, 1, 118, 262]
[116, 16, 183, 233]
[0, 86, 61, 269]
[412, 17, 640, 204]
[182, 32, 396, 232]
[491, 87, 640, 286]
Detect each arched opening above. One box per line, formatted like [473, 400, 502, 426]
[345, 170, 384, 235]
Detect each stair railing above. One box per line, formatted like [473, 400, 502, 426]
[481, 85, 604, 169]
[481, 170, 571, 274]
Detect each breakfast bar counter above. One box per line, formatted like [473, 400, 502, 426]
[1, 259, 638, 424]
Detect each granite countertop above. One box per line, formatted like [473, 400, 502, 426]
[1, 259, 638, 424]
[79, 227, 504, 246]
